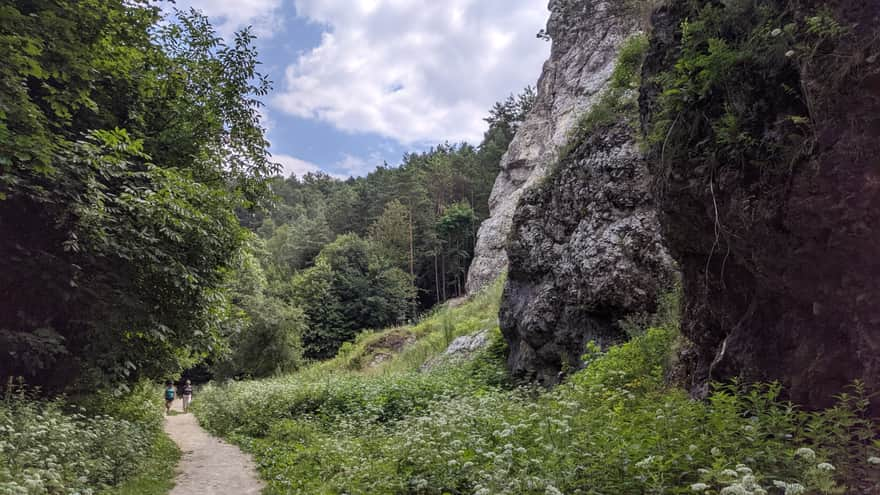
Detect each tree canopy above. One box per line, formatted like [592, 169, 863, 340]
[0, 1, 275, 390]
[0, 0, 536, 385]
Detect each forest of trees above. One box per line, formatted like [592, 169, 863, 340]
[230, 88, 535, 365]
[0, 0, 535, 386]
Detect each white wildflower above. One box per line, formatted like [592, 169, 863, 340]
[635, 456, 655, 469]
[771, 28, 783, 37]
[816, 462, 835, 471]
[545, 485, 563, 495]
[867, 456, 880, 465]
[690, 483, 710, 492]
[784, 483, 806, 495]
[794, 447, 816, 461]
[720, 469, 738, 478]
[720, 486, 747, 495]
[785, 50, 796, 58]
[742, 475, 759, 489]
[736, 464, 752, 475]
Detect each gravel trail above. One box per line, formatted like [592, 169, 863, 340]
[164, 402, 264, 495]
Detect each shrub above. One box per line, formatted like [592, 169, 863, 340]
[214, 295, 306, 380]
[196, 325, 879, 494]
[0, 380, 175, 494]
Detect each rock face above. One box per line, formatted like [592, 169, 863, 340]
[420, 329, 491, 371]
[642, 0, 880, 410]
[500, 123, 675, 382]
[466, 0, 640, 294]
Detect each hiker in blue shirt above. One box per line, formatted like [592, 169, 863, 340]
[164, 381, 175, 415]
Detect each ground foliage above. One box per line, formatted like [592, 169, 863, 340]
[0, 380, 179, 495]
[194, 286, 880, 495]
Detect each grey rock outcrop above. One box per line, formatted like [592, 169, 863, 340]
[501, 123, 675, 382]
[466, 0, 640, 294]
[420, 329, 491, 371]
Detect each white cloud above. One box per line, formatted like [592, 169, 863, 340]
[275, 153, 366, 179]
[273, 151, 392, 179]
[333, 152, 388, 177]
[274, 0, 549, 145]
[259, 107, 274, 133]
[169, 0, 284, 39]
[273, 153, 324, 177]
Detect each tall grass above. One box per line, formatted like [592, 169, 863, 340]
[194, 281, 880, 494]
[315, 276, 503, 375]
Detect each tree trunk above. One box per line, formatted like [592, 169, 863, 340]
[408, 209, 415, 279]
[434, 251, 440, 304]
[441, 252, 447, 301]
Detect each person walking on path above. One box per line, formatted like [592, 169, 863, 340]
[164, 381, 176, 415]
[181, 379, 194, 413]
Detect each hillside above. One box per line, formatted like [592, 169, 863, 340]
[193, 283, 879, 494]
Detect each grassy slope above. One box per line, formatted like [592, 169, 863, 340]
[317, 277, 504, 375]
[193, 279, 879, 494]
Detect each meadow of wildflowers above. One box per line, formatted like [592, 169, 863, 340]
[193, 284, 880, 495]
[0, 381, 179, 495]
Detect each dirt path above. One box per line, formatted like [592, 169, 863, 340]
[164, 401, 264, 495]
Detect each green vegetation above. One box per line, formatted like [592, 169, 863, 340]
[0, 0, 533, 390]
[561, 33, 649, 159]
[0, 381, 179, 494]
[0, 0, 275, 391]
[646, 0, 850, 173]
[319, 276, 504, 376]
[292, 233, 416, 359]
[194, 285, 879, 494]
[3, 2, 877, 495]
[103, 434, 180, 495]
[230, 87, 536, 369]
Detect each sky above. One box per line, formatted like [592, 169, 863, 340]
[166, 0, 551, 178]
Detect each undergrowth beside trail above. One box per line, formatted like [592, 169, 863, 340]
[194, 282, 880, 494]
[0, 381, 180, 495]
[102, 433, 180, 495]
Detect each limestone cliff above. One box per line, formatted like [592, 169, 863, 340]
[466, 0, 640, 294]
[501, 121, 675, 382]
[476, 0, 880, 406]
[472, 0, 677, 382]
